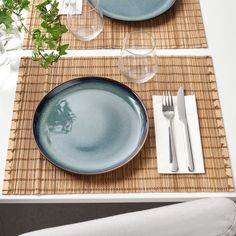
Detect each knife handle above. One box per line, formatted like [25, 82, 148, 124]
[183, 122, 194, 172]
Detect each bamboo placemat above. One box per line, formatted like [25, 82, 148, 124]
[3, 56, 233, 195]
[23, 0, 207, 49]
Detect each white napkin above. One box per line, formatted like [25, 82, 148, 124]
[153, 95, 205, 174]
[58, 0, 83, 15]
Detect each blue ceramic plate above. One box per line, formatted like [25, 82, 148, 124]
[33, 77, 149, 175]
[94, 0, 176, 21]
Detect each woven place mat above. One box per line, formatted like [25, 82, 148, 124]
[3, 56, 234, 195]
[23, 0, 207, 49]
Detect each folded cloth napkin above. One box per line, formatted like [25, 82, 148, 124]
[19, 198, 236, 236]
[58, 0, 82, 15]
[153, 95, 204, 174]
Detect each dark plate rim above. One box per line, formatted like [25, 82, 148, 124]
[98, 0, 177, 22]
[32, 76, 149, 175]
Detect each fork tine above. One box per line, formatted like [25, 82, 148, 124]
[170, 93, 173, 107]
[167, 91, 173, 106]
[167, 91, 171, 106]
[165, 91, 168, 106]
[162, 92, 165, 106]
[163, 91, 173, 107]
[167, 91, 170, 106]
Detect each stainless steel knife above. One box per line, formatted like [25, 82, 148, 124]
[177, 87, 194, 171]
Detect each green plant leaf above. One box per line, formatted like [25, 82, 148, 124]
[58, 44, 69, 55]
[20, 0, 30, 10]
[1, 0, 69, 68]
[0, 9, 14, 30]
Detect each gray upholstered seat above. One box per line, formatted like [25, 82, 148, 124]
[20, 198, 236, 236]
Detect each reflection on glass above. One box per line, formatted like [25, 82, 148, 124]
[47, 99, 76, 134]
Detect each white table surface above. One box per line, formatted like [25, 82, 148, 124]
[0, 0, 236, 203]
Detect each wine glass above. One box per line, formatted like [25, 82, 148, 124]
[67, 0, 103, 41]
[118, 31, 158, 83]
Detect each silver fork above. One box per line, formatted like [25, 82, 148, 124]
[162, 91, 178, 172]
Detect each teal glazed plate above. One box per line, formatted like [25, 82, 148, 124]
[33, 77, 149, 175]
[93, 0, 176, 21]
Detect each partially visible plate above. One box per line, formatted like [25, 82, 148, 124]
[94, 0, 176, 21]
[33, 77, 149, 175]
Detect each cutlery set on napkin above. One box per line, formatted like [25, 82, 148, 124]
[153, 88, 205, 174]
